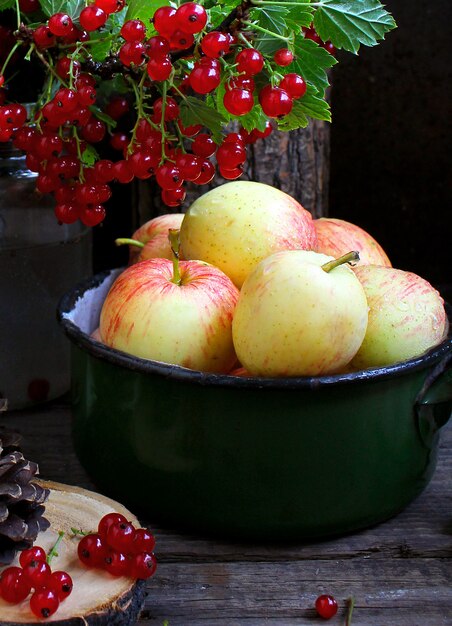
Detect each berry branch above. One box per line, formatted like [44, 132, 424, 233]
[0, 0, 396, 225]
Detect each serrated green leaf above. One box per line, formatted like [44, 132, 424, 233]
[287, 3, 314, 29]
[89, 38, 112, 62]
[40, 0, 84, 18]
[285, 34, 336, 95]
[314, 0, 397, 54]
[0, 0, 15, 10]
[179, 96, 227, 144]
[81, 144, 99, 167]
[215, 78, 233, 122]
[239, 105, 268, 133]
[251, 5, 291, 56]
[126, 0, 170, 23]
[277, 88, 331, 131]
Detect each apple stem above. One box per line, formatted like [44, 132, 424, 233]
[321, 251, 360, 273]
[169, 228, 182, 286]
[115, 238, 145, 249]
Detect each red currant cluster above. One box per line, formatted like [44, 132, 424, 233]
[77, 512, 157, 579]
[0, 0, 332, 225]
[0, 545, 72, 619]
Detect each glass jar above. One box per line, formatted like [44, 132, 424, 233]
[0, 141, 92, 409]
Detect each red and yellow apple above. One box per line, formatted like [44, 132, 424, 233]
[232, 250, 369, 377]
[99, 254, 239, 373]
[315, 217, 391, 267]
[180, 181, 317, 288]
[120, 213, 184, 264]
[351, 265, 447, 369]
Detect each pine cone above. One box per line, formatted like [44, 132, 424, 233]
[0, 428, 50, 565]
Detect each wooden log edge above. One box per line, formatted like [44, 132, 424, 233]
[0, 480, 148, 625]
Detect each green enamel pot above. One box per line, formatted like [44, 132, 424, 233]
[58, 269, 452, 540]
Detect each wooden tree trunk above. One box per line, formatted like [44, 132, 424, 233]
[132, 120, 330, 228]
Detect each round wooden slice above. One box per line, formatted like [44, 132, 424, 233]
[0, 480, 147, 625]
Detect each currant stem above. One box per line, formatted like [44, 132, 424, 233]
[0, 41, 22, 78]
[241, 20, 291, 42]
[169, 229, 182, 286]
[115, 238, 145, 249]
[345, 596, 355, 626]
[46, 531, 65, 566]
[321, 251, 360, 273]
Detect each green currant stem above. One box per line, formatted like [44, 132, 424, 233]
[169, 229, 182, 286]
[345, 596, 355, 626]
[241, 20, 291, 42]
[127, 71, 158, 154]
[46, 531, 65, 566]
[60, 35, 114, 50]
[34, 48, 69, 87]
[251, 1, 323, 6]
[70, 527, 90, 537]
[115, 238, 145, 249]
[14, 0, 20, 31]
[160, 81, 169, 164]
[321, 251, 360, 273]
[0, 41, 22, 78]
[72, 126, 85, 180]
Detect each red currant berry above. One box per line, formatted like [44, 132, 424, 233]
[156, 163, 183, 190]
[315, 594, 338, 619]
[30, 588, 59, 619]
[106, 521, 136, 553]
[129, 552, 157, 579]
[279, 73, 307, 99]
[152, 96, 179, 122]
[175, 153, 202, 181]
[78, 533, 108, 567]
[110, 132, 129, 151]
[175, 2, 207, 34]
[0, 566, 32, 603]
[56, 56, 81, 80]
[323, 41, 336, 56]
[128, 150, 157, 179]
[170, 29, 194, 51]
[49, 571, 73, 601]
[79, 6, 108, 31]
[103, 550, 129, 576]
[193, 159, 215, 185]
[77, 84, 97, 106]
[201, 32, 230, 58]
[36, 174, 60, 193]
[13, 127, 37, 151]
[119, 41, 146, 66]
[304, 27, 322, 44]
[54, 185, 76, 203]
[54, 87, 79, 112]
[48, 13, 73, 37]
[19, 0, 40, 13]
[146, 56, 172, 81]
[75, 72, 97, 89]
[223, 88, 254, 116]
[0, 76, 4, 88]
[236, 49, 264, 76]
[98, 512, 128, 539]
[120, 19, 146, 42]
[162, 187, 187, 208]
[177, 120, 202, 137]
[273, 48, 294, 67]
[223, 132, 245, 145]
[95, 0, 124, 14]
[55, 203, 80, 224]
[259, 85, 293, 117]
[8, 103, 27, 127]
[226, 75, 255, 92]
[192, 133, 216, 158]
[219, 164, 244, 180]
[216, 141, 246, 169]
[81, 119, 106, 143]
[147, 35, 171, 57]
[33, 25, 56, 48]
[153, 6, 177, 38]
[112, 159, 134, 183]
[189, 62, 221, 94]
[94, 159, 114, 183]
[80, 204, 106, 226]
[22, 559, 52, 588]
[105, 96, 129, 120]
[132, 528, 156, 554]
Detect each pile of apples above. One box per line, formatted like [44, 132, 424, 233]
[97, 181, 448, 377]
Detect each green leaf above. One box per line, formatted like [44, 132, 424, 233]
[89, 105, 117, 130]
[285, 34, 336, 95]
[277, 89, 331, 132]
[81, 144, 99, 167]
[239, 105, 268, 133]
[89, 38, 112, 62]
[287, 2, 314, 29]
[125, 0, 170, 23]
[314, 0, 397, 54]
[39, 0, 84, 18]
[215, 78, 233, 123]
[0, 0, 15, 10]
[251, 5, 291, 56]
[179, 96, 228, 144]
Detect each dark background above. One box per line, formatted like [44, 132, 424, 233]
[329, 0, 451, 288]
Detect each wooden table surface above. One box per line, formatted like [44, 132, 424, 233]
[3, 401, 451, 626]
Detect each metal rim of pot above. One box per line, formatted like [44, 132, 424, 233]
[57, 269, 452, 391]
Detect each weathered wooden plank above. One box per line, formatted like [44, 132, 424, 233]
[138, 559, 452, 625]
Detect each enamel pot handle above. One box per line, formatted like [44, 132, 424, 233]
[415, 353, 452, 448]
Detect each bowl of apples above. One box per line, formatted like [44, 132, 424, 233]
[58, 182, 452, 540]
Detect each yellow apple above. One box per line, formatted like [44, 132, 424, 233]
[232, 250, 369, 377]
[351, 265, 448, 369]
[315, 217, 391, 267]
[180, 181, 317, 288]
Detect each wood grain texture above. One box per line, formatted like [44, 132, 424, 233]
[2, 402, 451, 625]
